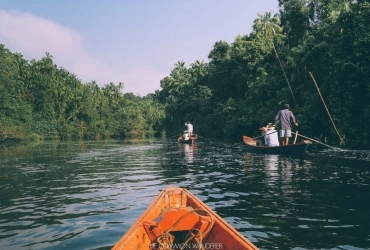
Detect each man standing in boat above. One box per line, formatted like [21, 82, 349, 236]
[275, 104, 298, 145]
[185, 121, 193, 135]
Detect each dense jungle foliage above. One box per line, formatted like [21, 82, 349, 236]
[157, 0, 370, 143]
[0, 48, 165, 141]
[1, 0, 369, 144]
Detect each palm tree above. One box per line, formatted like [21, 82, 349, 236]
[253, 12, 296, 104]
[190, 60, 207, 77]
[168, 61, 190, 95]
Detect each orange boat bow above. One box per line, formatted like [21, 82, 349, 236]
[112, 186, 258, 250]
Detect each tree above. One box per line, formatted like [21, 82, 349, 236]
[253, 12, 296, 104]
[167, 61, 190, 95]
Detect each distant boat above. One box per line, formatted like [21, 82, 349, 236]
[178, 132, 198, 144]
[243, 135, 311, 155]
[112, 186, 258, 250]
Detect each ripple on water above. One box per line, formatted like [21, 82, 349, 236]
[1, 140, 369, 250]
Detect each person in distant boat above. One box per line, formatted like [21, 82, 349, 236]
[185, 121, 193, 135]
[275, 104, 298, 145]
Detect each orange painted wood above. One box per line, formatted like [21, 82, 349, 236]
[112, 186, 258, 250]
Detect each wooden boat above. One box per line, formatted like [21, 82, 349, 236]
[112, 186, 258, 250]
[177, 133, 198, 144]
[243, 135, 311, 155]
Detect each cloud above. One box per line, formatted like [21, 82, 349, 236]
[0, 10, 86, 66]
[0, 9, 160, 96]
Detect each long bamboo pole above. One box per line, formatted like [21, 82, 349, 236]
[292, 132, 343, 150]
[309, 72, 344, 144]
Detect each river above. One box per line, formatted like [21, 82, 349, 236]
[0, 139, 369, 250]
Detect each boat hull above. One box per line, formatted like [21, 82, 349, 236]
[178, 139, 196, 144]
[178, 134, 197, 144]
[243, 135, 310, 155]
[112, 186, 258, 250]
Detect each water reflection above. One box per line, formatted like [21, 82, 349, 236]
[243, 152, 253, 168]
[0, 141, 369, 250]
[178, 143, 198, 166]
[264, 154, 279, 181]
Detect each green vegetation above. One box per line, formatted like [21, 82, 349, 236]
[0, 45, 165, 141]
[156, 0, 370, 143]
[1, 0, 369, 144]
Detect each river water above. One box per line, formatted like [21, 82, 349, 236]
[0, 139, 369, 250]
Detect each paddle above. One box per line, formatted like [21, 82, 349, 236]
[293, 130, 298, 144]
[292, 132, 343, 151]
[244, 130, 278, 142]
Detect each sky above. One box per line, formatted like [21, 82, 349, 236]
[0, 0, 279, 96]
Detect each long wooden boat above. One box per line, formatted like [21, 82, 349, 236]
[112, 186, 258, 250]
[178, 133, 198, 144]
[243, 135, 311, 155]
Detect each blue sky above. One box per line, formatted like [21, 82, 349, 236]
[0, 0, 278, 96]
